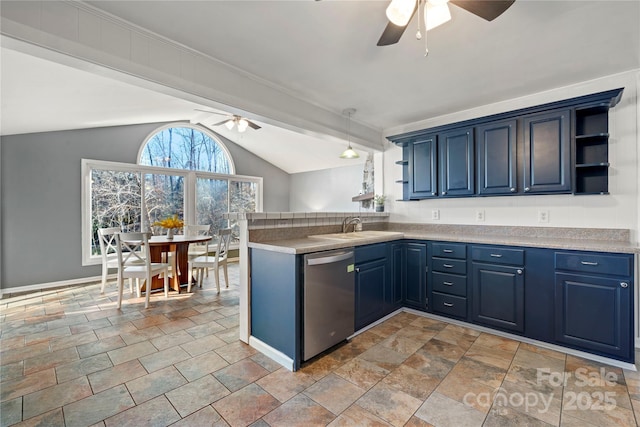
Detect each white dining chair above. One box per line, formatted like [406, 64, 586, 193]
[184, 224, 212, 260]
[98, 226, 136, 295]
[115, 232, 170, 309]
[188, 228, 232, 293]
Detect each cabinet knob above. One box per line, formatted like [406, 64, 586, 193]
[517, 269, 523, 275]
[355, 267, 360, 273]
[432, 192, 437, 196]
[442, 191, 447, 195]
[621, 282, 629, 288]
[510, 187, 516, 192]
[524, 187, 530, 192]
[443, 302, 454, 307]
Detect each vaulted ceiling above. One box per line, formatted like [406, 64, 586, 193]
[1, 1, 639, 173]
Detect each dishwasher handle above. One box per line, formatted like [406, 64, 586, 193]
[307, 251, 354, 266]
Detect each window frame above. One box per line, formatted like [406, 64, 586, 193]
[81, 158, 262, 266]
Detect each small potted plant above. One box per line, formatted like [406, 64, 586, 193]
[374, 194, 386, 212]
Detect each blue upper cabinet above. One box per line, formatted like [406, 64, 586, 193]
[476, 119, 517, 195]
[523, 109, 571, 194]
[408, 134, 438, 199]
[390, 88, 623, 201]
[438, 127, 475, 197]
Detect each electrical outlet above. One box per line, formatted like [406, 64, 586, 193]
[476, 210, 485, 222]
[538, 210, 549, 223]
[431, 209, 440, 220]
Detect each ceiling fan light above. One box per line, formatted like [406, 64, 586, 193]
[237, 118, 249, 132]
[224, 119, 235, 130]
[386, 0, 417, 26]
[429, 0, 449, 6]
[425, 2, 451, 30]
[340, 146, 360, 159]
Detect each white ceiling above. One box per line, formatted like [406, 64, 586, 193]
[1, 0, 639, 173]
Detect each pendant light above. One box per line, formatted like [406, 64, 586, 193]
[340, 108, 360, 159]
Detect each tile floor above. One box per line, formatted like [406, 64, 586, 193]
[1, 263, 639, 427]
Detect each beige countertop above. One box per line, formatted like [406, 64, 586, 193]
[248, 230, 640, 255]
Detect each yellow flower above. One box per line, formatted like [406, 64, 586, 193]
[153, 214, 184, 229]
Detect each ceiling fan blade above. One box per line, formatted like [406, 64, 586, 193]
[212, 119, 230, 126]
[247, 120, 261, 130]
[449, 0, 515, 21]
[194, 108, 227, 116]
[376, 3, 418, 46]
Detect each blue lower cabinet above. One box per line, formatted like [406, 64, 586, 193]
[355, 258, 387, 330]
[471, 263, 524, 333]
[555, 272, 633, 362]
[389, 242, 405, 312]
[404, 242, 427, 310]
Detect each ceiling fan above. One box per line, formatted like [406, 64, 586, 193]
[378, 0, 515, 46]
[193, 109, 261, 132]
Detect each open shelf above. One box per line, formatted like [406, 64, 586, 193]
[351, 192, 374, 202]
[574, 104, 610, 195]
[395, 160, 408, 165]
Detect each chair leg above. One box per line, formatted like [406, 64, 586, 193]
[187, 264, 193, 293]
[215, 267, 221, 294]
[223, 263, 229, 289]
[117, 273, 124, 309]
[164, 270, 169, 299]
[135, 279, 141, 298]
[144, 275, 150, 309]
[101, 267, 107, 294]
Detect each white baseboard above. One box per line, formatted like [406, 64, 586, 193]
[249, 336, 295, 371]
[0, 274, 108, 298]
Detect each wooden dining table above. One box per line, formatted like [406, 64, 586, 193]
[145, 234, 212, 293]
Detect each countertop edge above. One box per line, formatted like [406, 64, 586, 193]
[248, 232, 640, 255]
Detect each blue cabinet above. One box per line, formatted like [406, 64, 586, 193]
[523, 109, 571, 194]
[476, 119, 517, 195]
[408, 135, 438, 199]
[355, 243, 392, 330]
[429, 242, 467, 319]
[404, 242, 427, 310]
[554, 251, 634, 362]
[389, 242, 405, 312]
[471, 263, 524, 333]
[438, 127, 474, 197]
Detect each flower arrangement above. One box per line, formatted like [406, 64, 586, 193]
[153, 214, 184, 230]
[374, 194, 386, 205]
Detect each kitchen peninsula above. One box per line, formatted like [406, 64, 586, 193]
[226, 212, 639, 371]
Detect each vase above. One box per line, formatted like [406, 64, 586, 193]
[375, 205, 384, 212]
[166, 228, 174, 240]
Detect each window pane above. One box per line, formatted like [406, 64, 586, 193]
[196, 178, 229, 233]
[91, 169, 141, 255]
[140, 126, 232, 173]
[145, 173, 185, 229]
[229, 180, 258, 240]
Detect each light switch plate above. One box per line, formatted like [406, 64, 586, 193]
[431, 209, 440, 220]
[476, 210, 485, 222]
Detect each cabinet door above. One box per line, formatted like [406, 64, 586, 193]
[439, 127, 474, 197]
[388, 243, 405, 313]
[471, 263, 524, 333]
[523, 109, 571, 193]
[405, 242, 427, 310]
[555, 273, 632, 361]
[355, 258, 387, 330]
[476, 119, 517, 195]
[408, 135, 438, 199]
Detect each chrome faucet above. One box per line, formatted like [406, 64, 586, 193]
[342, 217, 362, 233]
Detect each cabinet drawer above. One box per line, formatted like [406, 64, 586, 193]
[432, 258, 466, 275]
[471, 246, 524, 266]
[355, 243, 387, 264]
[432, 292, 467, 318]
[432, 272, 467, 297]
[555, 252, 632, 277]
[432, 242, 466, 259]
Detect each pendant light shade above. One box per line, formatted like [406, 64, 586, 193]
[425, 0, 451, 31]
[340, 108, 359, 159]
[386, 0, 417, 26]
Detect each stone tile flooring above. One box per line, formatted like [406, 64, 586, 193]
[2, 263, 640, 426]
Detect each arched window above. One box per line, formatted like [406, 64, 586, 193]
[138, 124, 234, 174]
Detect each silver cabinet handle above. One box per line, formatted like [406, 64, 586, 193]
[432, 192, 437, 196]
[442, 191, 447, 195]
[510, 187, 516, 192]
[490, 254, 502, 258]
[621, 282, 629, 288]
[443, 302, 454, 307]
[355, 267, 360, 272]
[443, 264, 453, 268]
[524, 187, 530, 192]
[443, 249, 453, 253]
[581, 261, 599, 266]
[517, 269, 523, 275]
[443, 281, 453, 286]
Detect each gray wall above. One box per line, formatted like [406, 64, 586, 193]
[1, 122, 290, 289]
[289, 164, 364, 212]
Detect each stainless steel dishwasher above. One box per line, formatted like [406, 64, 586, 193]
[303, 248, 355, 361]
